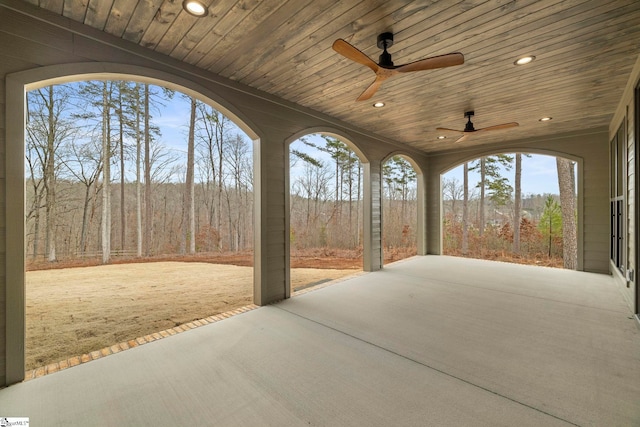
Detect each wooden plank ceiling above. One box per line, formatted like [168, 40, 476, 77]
[16, 0, 640, 153]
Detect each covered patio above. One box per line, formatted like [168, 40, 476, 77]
[1, 256, 638, 425]
[1, 3, 640, 422]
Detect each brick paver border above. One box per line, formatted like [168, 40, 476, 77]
[23, 272, 365, 382]
[24, 304, 260, 381]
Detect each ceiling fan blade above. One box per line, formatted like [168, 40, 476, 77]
[333, 39, 379, 73]
[455, 134, 469, 143]
[396, 52, 464, 73]
[436, 127, 464, 133]
[476, 122, 519, 132]
[357, 76, 385, 101]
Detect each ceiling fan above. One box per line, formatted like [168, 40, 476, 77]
[437, 111, 519, 143]
[332, 32, 464, 101]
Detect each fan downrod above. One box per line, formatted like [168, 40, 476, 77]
[377, 32, 394, 67]
[377, 32, 394, 49]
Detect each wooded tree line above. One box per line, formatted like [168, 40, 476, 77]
[25, 83, 418, 266]
[442, 154, 577, 269]
[26, 82, 253, 264]
[25, 81, 577, 270]
[30, 81, 580, 271]
[290, 135, 418, 252]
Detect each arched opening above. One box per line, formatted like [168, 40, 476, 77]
[441, 152, 580, 269]
[7, 64, 261, 378]
[381, 154, 422, 264]
[287, 131, 367, 294]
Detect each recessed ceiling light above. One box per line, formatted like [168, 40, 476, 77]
[183, 0, 208, 17]
[373, 102, 385, 108]
[437, 135, 446, 140]
[539, 116, 553, 122]
[514, 55, 535, 65]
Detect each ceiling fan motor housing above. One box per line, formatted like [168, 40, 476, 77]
[464, 111, 475, 132]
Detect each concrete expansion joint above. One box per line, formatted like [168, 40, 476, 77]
[261, 272, 366, 305]
[292, 272, 366, 297]
[274, 305, 581, 427]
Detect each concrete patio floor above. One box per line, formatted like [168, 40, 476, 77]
[1, 256, 639, 426]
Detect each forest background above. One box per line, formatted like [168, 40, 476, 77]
[25, 81, 577, 270]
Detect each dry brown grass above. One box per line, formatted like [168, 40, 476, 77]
[26, 246, 414, 272]
[26, 262, 356, 370]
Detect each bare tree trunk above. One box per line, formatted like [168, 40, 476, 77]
[33, 204, 41, 260]
[357, 162, 361, 246]
[184, 97, 196, 254]
[479, 157, 485, 236]
[216, 114, 224, 250]
[101, 82, 111, 264]
[224, 187, 234, 251]
[80, 183, 91, 253]
[45, 86, 57, 262]
[557, 157, 577, 269]
[89, 180, 101, 252]
[348, 170, 353, 246]
[208, 181, 215, 229]
[231, 138, 244, 252]
[462, 162, 469, 256]
[29, 183, 44, 259]
[235, 177, 241, 251]
[118, 84, 126, 252]
[135, 84, 143, 257]
[513, 153, 522, 254]
[144, 84, 152, 256]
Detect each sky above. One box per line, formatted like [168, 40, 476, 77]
[443, 154, 562, 197]
[76, 83, 563, 196]
[155, 94, 205, 153]
[289, 134, 338, 174]
[289, 135, 564, 197]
